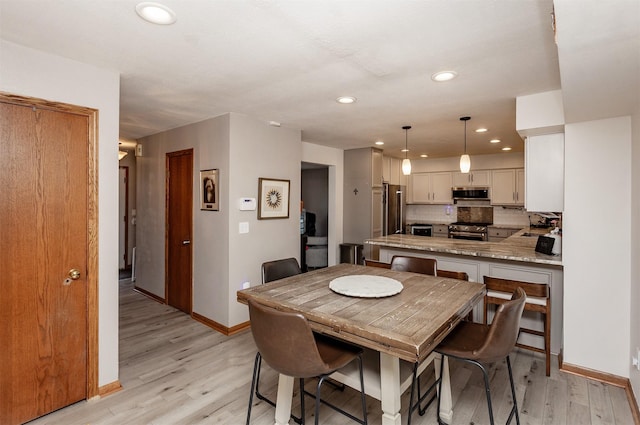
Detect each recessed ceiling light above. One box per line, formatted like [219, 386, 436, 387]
[431, 71, 458, 82]
[375, 141, 384, 145]
[336, 96, 356, 104]
[502, 147, 512, 151]
[136, 2, 176, 25]
[476, 128, 488, 133]
[420, 154, 428, 158]
[490, 139, 501, 144]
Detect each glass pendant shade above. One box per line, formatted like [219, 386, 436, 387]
[459, 116, 471, 173]
[459, 154, 470, 173]
[402, 158, 412, 175]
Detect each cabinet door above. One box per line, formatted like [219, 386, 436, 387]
[491, 169, 516, 205]
[452, 172, 471, 187]
[515, 169, 525, 205]
[525, 134, 564, 211]
[431, 172, 453, 204]
[371, 149, 383, 188]
[409, 173, 431, 203]
[469, 170, 490, 187]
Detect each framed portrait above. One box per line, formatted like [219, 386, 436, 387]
[200, 169, 219, 211]
[258, 178, 290, 219]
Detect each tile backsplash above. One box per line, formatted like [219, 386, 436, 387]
[407, 204, 531, 227]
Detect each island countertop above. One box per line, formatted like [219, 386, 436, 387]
[365, 228, 562, 267]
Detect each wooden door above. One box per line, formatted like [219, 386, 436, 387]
[0, 97, 96, 424]
[166, 149, 193, 314]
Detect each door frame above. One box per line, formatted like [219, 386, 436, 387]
[0, 92, 99, 399]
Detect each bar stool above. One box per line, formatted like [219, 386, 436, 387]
[483, 276, 551, 376]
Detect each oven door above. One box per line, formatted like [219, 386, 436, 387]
[448, 231, 487, 241]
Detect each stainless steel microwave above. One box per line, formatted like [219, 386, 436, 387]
[452, 187, 490, 201]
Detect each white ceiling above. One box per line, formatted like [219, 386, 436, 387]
[1, 1, 637, 159]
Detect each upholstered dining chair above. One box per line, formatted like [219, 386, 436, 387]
[433, 287, 526, 425]
[246, 299, 368, 425]
[251, 258, 304, 422]
[363, 259, 391, 269]
[436, 269, 469, 281]
[389, 255, 437, 276]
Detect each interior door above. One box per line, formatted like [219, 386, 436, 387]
[166, 149, 193, 314]
[0, 100, 89, 424]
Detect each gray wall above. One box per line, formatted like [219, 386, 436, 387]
[135, 113, 301, 327]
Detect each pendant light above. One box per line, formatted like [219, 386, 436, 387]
[459, 116, 471, 173]
[402, 125, 412, 176]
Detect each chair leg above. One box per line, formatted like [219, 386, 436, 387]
[250, 352, 304, 425]
[506, 356, 521, 425]
[246, 352, 261, 425]
[475, 359, 496, 425]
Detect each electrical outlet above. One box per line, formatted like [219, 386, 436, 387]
[242, 281, 250, 289]
[636, 348, 640, 371]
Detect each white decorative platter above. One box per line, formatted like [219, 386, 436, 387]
[329, 275, 403, 298]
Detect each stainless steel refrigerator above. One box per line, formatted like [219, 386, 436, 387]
[383, 183, 406, 235]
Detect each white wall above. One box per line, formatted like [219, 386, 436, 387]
[302, 142, 345, 266]
[630, 106, 640, 394]
[563, 116, 632, 376]
[0, 41, 120, 386]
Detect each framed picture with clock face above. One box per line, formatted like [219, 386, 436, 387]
[258, 178, 290, 219]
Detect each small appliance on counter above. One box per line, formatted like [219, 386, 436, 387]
[529, 212, 560, 228]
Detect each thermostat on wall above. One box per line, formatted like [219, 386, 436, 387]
[238, 198, 256, 211]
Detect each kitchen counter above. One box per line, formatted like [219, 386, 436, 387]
[366, 227, 562, 266]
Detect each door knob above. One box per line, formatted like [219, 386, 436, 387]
[68, 269, 81, 280]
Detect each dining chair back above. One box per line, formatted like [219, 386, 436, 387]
[262, 257, 302, 283]
[389, 255, 437, 276]
[246, 299, 367, 425]
[433, 287, 526, 425]
[436, 269, 469, 281]
[363, 259, 391, 269]
[483, 276, 551, 376]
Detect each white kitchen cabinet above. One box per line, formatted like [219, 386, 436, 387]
[452, 170, 490, 187]
[491, 168, 524, 205]
[487, 226, 523, 242]
[525, 133, 564, 212]
[408, 172, 452, 204]
[382, 156, 407, 186]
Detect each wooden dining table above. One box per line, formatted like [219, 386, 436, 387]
[237, 263, 485, 425]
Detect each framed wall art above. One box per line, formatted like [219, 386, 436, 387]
[200, 169, 219, 211]
[258, 178, 290, 219]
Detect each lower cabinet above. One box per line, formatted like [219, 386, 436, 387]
[487, 227, 522, 242]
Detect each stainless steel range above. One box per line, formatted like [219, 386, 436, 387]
[448, 206, 493, 241]
[448, 222, 490, 241]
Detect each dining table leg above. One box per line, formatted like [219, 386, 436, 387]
[274, 373, 294, 425]
[380, 352, 402, 425]
[434, 354, 453, 423]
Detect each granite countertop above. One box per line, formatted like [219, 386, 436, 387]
[365, 228, 562, 266]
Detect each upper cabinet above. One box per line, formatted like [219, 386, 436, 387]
[382, 156, 408, 186]
[452, 170, 490, 187]
[408, 172, 453, 204]
[525, 133, 564, 212]
[491, 168, 525, 205]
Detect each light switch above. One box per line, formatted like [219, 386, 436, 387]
[239, 222, 249, 234]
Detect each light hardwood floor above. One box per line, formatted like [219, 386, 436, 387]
[28, 279, 635, 425]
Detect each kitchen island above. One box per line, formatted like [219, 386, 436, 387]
[365, 228, 563, 355]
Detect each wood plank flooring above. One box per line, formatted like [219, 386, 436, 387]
[28, 279, 635, 425]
